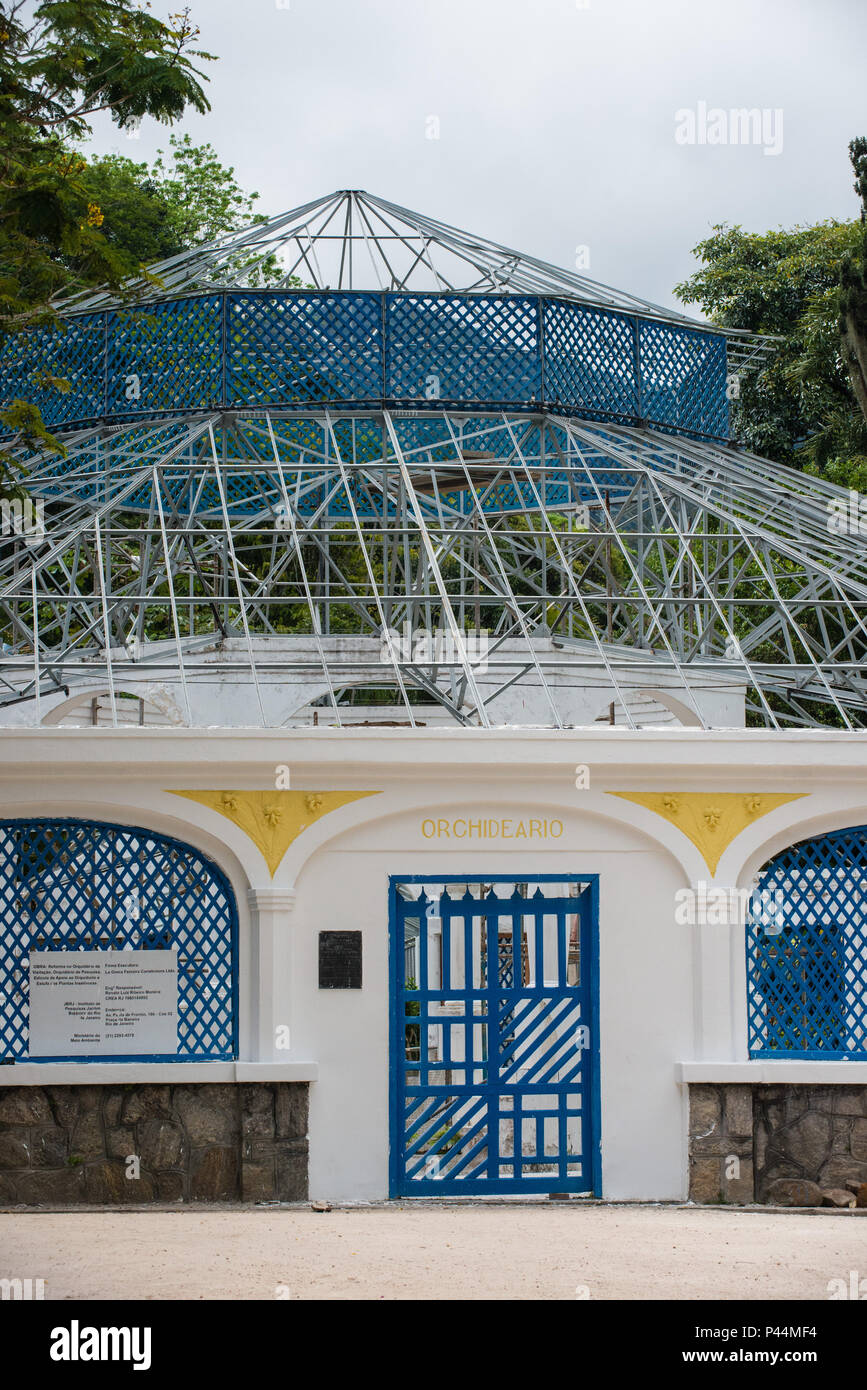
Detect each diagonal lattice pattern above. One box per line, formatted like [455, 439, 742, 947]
[3, 409, 867, 732]
[386, 294, 541, 408]
[0, 819, 238, 1061]
[228, 292, 383, 406]
[543, 299, 638, 421]
[2, 292, 730, 441]
[638, 319, 728, 440]
[106, 296, 223, 419]
[747, 825, 867, 1057]
[392, 878, 594, 1195]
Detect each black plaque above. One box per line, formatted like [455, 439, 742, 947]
[318, 931, 362, 989]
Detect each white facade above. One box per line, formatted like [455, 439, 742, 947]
[3, 725, 867, 1201]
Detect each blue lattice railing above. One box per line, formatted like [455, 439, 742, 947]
[747, 825, 867, 1058]
[0, 291, 729, 442]
[0, 818, 238, 1062]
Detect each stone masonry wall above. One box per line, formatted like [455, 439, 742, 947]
[688, 1083, 867, 1204]
[0, 1082, 308, 1205]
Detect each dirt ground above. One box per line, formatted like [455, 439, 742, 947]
[2, 1202, 865, 1300]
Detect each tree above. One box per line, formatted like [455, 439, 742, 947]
[0, 1, 214, 493]
[839, 138, 867, 430]
[675, 219, 867, 477]
[83, 134, 286, 282]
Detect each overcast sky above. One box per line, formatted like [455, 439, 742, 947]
[85, 0, 867, 316]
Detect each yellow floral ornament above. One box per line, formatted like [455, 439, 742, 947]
[609, 791, 807, 874]
[167, 789, 382, 877]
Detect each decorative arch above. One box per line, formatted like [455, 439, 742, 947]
[746, 823, 867, 1059]
[0, 817, 238, 1061]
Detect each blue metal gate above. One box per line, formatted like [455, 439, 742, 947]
[389, 874, 599, 1196]
[0, 818, 238, 1062]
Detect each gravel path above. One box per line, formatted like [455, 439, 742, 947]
[2, 1204, 864, 1301]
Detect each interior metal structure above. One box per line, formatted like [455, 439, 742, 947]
[1, 190, 864, 730]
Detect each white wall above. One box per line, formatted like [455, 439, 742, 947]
[3, 726, 867, 1201]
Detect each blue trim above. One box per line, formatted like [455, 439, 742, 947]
[746, 822, 867, 1060]
[388, 872, 601, 1197]
[0, 817, 239, 1064]
[0, 290, 730, 444]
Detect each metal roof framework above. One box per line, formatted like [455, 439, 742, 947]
[54, 189, 771, 368]
[1, 407, 865, 731]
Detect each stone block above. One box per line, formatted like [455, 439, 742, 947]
[16, 1166, 84, 1204]
[819, 1156, 867, 1189]
[154, 1171, 186, 1203]
[105, 1127, 137, 1161]
[241, 1158, 275, 1203]
[850, 1119, 867, 1161]
[70, 1109, 105, 1159]
[0, 1129, 32, 1168]
[821, 1187, 856, 1208]
[721, 1157, 754, 1204]
[689, 1087, 720, 1138]
[191, 1147, 238, 1201]
[102, 1091, 124, 1127]
[831, 1117, 852, 1154]
[765, 1177, 824, 1206]
[85, 1161, 154, 1204]
[854, 1183, 867, 1208]
[275, 1143, 308, 1202]
[31, 1127, 67, 1167]
[829, 1088, 867, 1118]
[275, 1085, 308, 1140]
[0, 1089, 51, 1125]
[138, 1119, 186, 1170]
[175, 1087, 237, 1146]
[240, 1085, 275, 1138]
[777, 1112, 831, 1175]
[0, 1173, 18, 1203]
[120, 1086, 173, 1124]
[689, 1156, 722, 1204]
[724, 1086, 753, 1139]
[43, 1088, 80, 1131]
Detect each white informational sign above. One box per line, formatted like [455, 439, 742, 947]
[28, 950, 178, 1057]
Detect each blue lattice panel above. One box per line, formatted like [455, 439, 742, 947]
[543, 300, 639, 421]
[638, 320, 728, 439]
[0, 315, 104, 428]
[386, 295, 541, 408]
[0, 818, 238, 1062]
[227, 292, 383, 407]
[106, 296, 223, 417]
[390, 876, 597, 1196]
[747, 825, 867, 1058]
[0, 290, 732, 447]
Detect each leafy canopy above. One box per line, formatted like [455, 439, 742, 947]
[675, 218, 867, 476]
[0, 1, 214, 490]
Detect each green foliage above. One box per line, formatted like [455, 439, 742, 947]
[82, 135, 288, 283]
[838, 138, 867, 434]
[675, 218, 867, 478]
[0, 3, 216, 480]
[0, 396, 66, 498]
[0, 3, 215, 325]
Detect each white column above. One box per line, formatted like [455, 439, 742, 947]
[247, 887, 296, 1061]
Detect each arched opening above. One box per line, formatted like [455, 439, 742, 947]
[0, 818, 238, 1061]
[746, 824, 867, 1058]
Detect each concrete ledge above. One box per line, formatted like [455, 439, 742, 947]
[0, 1061, 319, 1085]
[677, 1061, 867, 1084]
